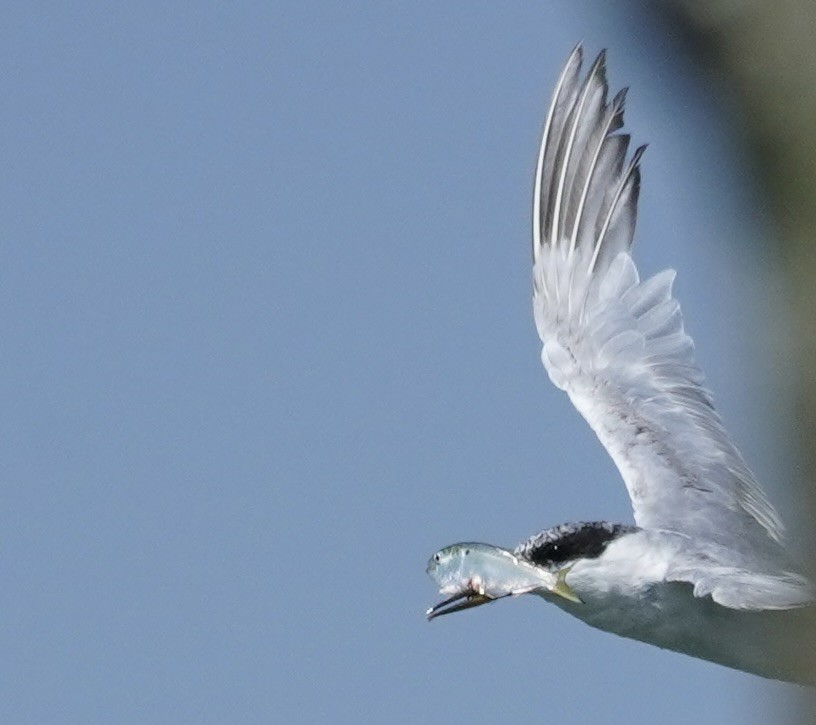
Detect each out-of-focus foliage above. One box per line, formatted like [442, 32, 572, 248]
[667, 0, 816, 714]
[667, 0, 816, 421]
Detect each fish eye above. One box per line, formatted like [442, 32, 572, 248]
[434, 553, 441, 563]
[464, 548, 470, 555]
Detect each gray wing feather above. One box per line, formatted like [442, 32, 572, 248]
[531, 47, 786, 564]
[663, 539, 812, 609]
[672, 567, 813, 611]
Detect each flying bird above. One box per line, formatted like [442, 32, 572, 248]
[425, 45, 815, 685]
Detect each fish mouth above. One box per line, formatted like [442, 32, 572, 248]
[425, 589, 505, 621]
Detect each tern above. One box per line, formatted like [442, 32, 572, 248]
[425, 45, 815, 685]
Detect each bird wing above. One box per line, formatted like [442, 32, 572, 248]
[666, 559, 813, 610]
[531, 45, 785, 560]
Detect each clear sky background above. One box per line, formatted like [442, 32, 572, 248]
[0, 2, 810, 723]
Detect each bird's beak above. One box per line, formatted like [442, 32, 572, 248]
[551, 566, 583, 604]
[425, 590, 499, 620]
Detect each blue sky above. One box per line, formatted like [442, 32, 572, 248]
[0, 2, 807, 722]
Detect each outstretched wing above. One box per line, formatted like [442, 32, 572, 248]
[532, 45, 785, 561]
